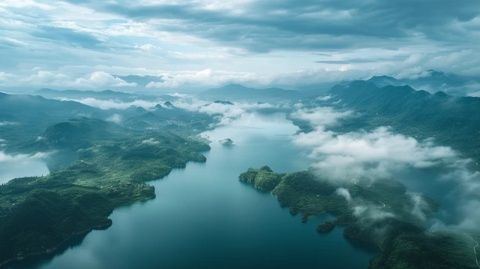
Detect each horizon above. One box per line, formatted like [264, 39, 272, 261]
[1, 1, 479, 93]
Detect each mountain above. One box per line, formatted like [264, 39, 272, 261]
[367, 75, 405, 87]
[0, 92, 105, 151]
[36, 88, 140, 101]
[367, 70, 480, 96]
[122, 102, 214, 133]
[0, 92, 214, 153]
[200, 84, 300, 101]
[329, 80, 480, 166]
[116, 75, 164, 87]
[41, 118, 125, 150]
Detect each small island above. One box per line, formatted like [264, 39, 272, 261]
[317, 221, 335, 234]
[219, 138, 234, 147]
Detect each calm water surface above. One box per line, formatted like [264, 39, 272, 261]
[27, 113, 372, 269]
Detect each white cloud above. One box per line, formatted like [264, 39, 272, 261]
[74, 71, 136, 88]
[141, 138, 160, 145]
[9, 70, 137, 90]
[0, 72, 13, 81]
[106, 113, 122, 124]
[291, 105, 480, 231]
[62, 97, 161, 110]
[291, 107, 352, 127]
[408, 192, 431, 222]
[0, 151, 50, 184]
[353, 203, 395, 222]
[335, 187, 352, 202]
[291, 106, 457, 184]
[173, 97, 277, 125]
[294, 126, 457, 183]
[146, 69, 259, 90]
[0, 121, 19, 126]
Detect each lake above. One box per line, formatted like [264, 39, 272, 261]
[24, 113, 372, 269]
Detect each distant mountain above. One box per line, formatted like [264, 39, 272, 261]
[116, 75, 164, 87]
[123, 102, 214, 133]
[36, 88, 138, 100]
[329, 80, 480, 166]
[367, 75, 405, 87]
[200, 84, 300, 101]
[41, 118, 125, 150]
[368, 70, 480, 96]
[0, 92, 105, 150]
[0, 92, 214, 153]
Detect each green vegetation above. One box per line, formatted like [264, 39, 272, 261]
[239, 166, 283, 192]
[328, 81, 480, 169]
[317, 221, 335, 234]
[0, 92, 214, 154]
[0, 120, 209, 266]
[239, 167, 477, 269]
[0, 92, 213, 267]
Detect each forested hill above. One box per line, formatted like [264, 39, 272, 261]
[329, 80, 480, 167]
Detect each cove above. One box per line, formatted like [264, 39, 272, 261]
[24, 113, 372, 269]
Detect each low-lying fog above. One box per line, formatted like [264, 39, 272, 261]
[0, 151, 49, 184]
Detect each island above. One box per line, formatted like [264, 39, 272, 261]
[317, 221, 335, 234]
[219, 138, 234, 147]
[239, 166, 478, 269]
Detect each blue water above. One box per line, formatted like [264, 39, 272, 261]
[30, 113, 372, 269]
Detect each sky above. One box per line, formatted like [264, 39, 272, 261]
[0, 0, 479, 92]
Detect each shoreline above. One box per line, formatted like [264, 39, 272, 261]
[0, 152, 209, 269]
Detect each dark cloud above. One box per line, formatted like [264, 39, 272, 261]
[67, 0, 480, 52]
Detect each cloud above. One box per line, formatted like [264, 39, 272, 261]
[141, 138, 160, 145]
[106, 113, 122, 124]
[294, 126, 457, 183]
[353, 203, 395, 222]
[74, 0, 480, 52]
[0, 1, 479, 94]
[0, 72, 13, 81]
[408, 192, 431, 222]
[291, 107, 457, 183]
[291, 107, 353, 127]
[3, 70, 138, 90]
[335, 187, 352, 202]
[33, 26, 102, 49]
[62, 97, 160, 110]
[74, 71, 136, 88]
[291, 105, 480, 231]
[0, 151, 50, 184]
[146, 69, 259, 90]
[0, 121, 19, 126]
[173, 96, 277, 125]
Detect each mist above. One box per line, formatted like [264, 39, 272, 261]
[0, 151, 50, 184]
[290, 104, 480, 232]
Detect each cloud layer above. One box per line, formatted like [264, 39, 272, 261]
[291, 106, 480, 229]
[0, 151, 50, 184]
[0, 0, 479, 91]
